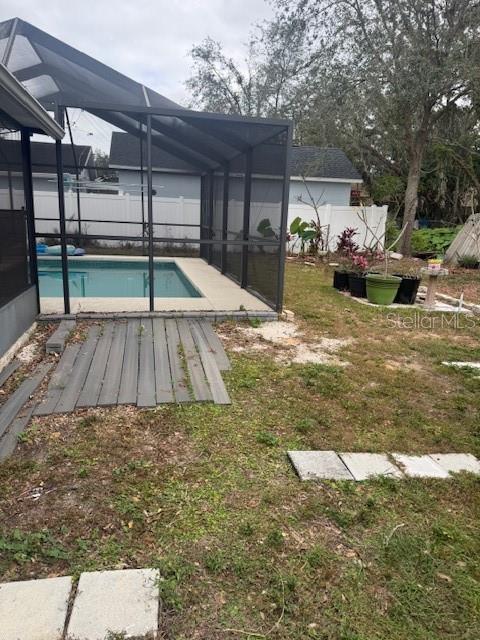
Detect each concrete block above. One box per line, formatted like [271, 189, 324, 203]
[0, 575, 72, 640]
[288, 450, 354, 481]
[66, 569, 159, 640]
[392, 454, 449, 478]
[429, 453, 480, 475]
[339, 453, 403, 481]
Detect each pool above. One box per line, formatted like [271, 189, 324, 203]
[38, 258, 202, 298]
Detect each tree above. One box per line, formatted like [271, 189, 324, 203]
[92, 149, 116, 182]
[277, 0, 480, 253]
[186, 16, 321, 119]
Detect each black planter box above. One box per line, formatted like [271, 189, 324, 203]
[393, 275, 421, 305]
[333, 270, 351, 291]
[348, 273, 367, 298]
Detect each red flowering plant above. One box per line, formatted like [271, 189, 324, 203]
[349, 253, 369, 274]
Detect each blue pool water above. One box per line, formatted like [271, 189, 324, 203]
[38, 258, 202, 298]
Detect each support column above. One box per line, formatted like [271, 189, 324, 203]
[146, 114, 154, 312]
[65, 108, 82, 243]
[221, 165, 229, 274]
[21, 129, 40, 313]
[276, 124, 293, 312]
[208, 171, 214, 264]
[139, 124, 146, 255]
[241, 149, 252, 288]
[55, 105, 70, 315]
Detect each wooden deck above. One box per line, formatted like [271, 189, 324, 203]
[34, 319, 231, 416]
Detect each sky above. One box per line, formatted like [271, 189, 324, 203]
[0, 0, 274, 105]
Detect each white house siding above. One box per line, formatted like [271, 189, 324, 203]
[289, 179, 353, 207]
[117, 169, 201, 200]
[0, 171, 91, 197]
[116, 170, 353, 208]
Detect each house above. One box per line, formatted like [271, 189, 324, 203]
[289, 146, 362, 206]
[109, 133, 361, 207]
[0, 139, 94, 198]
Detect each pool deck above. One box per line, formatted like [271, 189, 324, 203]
[39, 257, 272, 314]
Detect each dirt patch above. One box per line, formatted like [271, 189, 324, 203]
[0, 324, 54, 404]
[384, 358, 425, 373]
[219, 321, 352, 366]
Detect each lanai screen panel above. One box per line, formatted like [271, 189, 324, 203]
[246, 131, 288, 306]
[210, 173, 223, 269]
[225, 154, 246, 284]
[0, 129, 29, 307]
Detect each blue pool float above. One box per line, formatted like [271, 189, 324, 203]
[46, 244, 76, 256]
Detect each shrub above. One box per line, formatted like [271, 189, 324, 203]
[410, 227, 460, 255]
[336, 227, 359, 255]
[457, 254, 479, 269]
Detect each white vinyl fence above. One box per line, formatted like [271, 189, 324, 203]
[32, 190, 201, 245]
[6, 189, 387, 253]
[287, 203, 388, 253]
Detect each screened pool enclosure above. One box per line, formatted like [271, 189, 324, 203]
[0, 18, 293, 314]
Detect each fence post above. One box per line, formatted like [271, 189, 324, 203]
[324, 204, 332, 250]
[125, 192, 130, 222]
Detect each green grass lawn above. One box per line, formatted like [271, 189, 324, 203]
[1, 263, 480, 639]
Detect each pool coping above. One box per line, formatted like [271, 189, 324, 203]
[39, 256, 273, 315]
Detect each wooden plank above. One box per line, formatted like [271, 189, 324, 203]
[0, 404, 36, 461]
[77, 322, 115, 408]
[165, 319, 191, 403]
[34, 343, 81, 416]
[46, 319, 76, 354]
[190, 321, 231, 405]
[98, 322, 127, 406]
[137, 318, 156, 408]
[118, 319, 140, 405]
[152, 318, 174, 403]
[177, 320, 212, 402]
[198, 321, 231, 371]
[0, 361, 53, 441]
[0, 359, 21, 389]
[54, 325, 100, 414]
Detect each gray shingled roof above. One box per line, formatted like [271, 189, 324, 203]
[109, 134, 361, 181]
[0, 138, 92, 173]
[291, 146, 361, 180]
[109, 132, 196, 173]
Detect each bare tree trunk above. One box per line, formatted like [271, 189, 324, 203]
[399, 146, 424, 255]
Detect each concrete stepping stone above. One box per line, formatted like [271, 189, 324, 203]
[339, 453, 403, 481]
[392, 454, 449, 478]
[429, 453, 480, 475]
[288, 450, 354, 481]
[66, 568, 159, 640]
[442, 361, 480, 369]
[0, 575, 72, 640]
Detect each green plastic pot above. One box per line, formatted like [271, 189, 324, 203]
[366, 273, 402, 305]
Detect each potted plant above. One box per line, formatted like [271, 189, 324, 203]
[348, 254, 369, 298]
[357, 210, 408, 305]
[333, 227, 359, 290]
[333, 263, 351, 291]
[393, 267, 422, 305]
